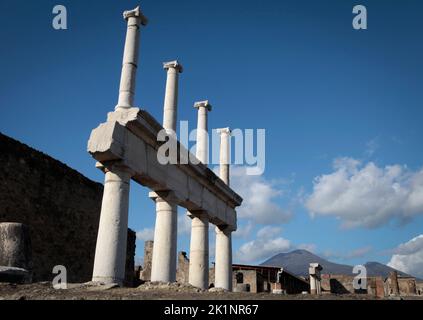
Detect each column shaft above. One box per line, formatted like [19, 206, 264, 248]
[188, 213, 209, 289]
[214, 227, 232, 291]
[116, 7, 147, 110]
[163, 67, 179, 131]
[310, 275, 317, 294]
[218, 128, 231, 185]
[194, 101, 211, 164]
[151, 197, 177, 282]
[92, 169, 131, 285]
[188, 100, 211, 289]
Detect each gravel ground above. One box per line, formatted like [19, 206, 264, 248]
[1, 282, 422, 300]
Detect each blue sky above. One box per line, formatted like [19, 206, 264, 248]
[1, 1, 422, 276]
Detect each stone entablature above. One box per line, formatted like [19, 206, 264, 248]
[88, 107, 242, 230]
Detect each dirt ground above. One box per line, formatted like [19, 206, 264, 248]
[1, 282, 423, 300]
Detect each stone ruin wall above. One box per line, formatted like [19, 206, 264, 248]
[322, 274, 385, 298]
[0, 133, 135, 284]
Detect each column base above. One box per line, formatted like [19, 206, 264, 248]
[91, 276, 124, 287]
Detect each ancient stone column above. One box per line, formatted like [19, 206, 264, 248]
[162, 61, 183, 132]
[214, 128, 233, 291]
[194, 101, 212, 164]
[150, 192, 178, 283]
[390, 271, 400, 296]
[187, 100, 212, 289]
[316, 276, 322, 294]
[214, 226, 233, 291]
[188, 211, 209, 289]
[309, 263, 322, 295]
[92, 165, 133, 285]
[0, 223, 32, 270]
[218, 128, 231, 185]
[309, 275, 317, 295]
[115, 6, 148, 110]
[149, 61, 182, 284]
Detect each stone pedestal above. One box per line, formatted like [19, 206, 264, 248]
[188, 212, 209, 289]
[150, 193, 177, 283]
[92, 168, 132, 286]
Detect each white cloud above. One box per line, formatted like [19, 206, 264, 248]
[388, 235, 423, 279]
[233, 221, 253, 239]
[136, 228, 154, 241]
[305, 157, 423, 228]
[230, 166, 292, 224]
[234, 226, 291, 264]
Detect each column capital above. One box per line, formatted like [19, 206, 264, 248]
[215, 225, 234, 234]
[187, 210, 208, 220]
[149, 190, 178, 203]
[123, 6, 148, 26]
[163, 60, 183, 73]
[96, 161, 135, 177]
[217, 127, 231, 136]
[194, 100, 212, 112]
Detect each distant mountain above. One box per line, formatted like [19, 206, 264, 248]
[261, 249, 416, 279]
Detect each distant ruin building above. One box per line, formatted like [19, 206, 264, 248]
[320, 272, 420, 297]
[140, 240, 309, 293]
[0, 133, 135, 284]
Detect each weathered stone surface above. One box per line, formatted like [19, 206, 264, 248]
[0, 223, 32, 271]
[0, 266, 31, 284]
[140, 241, 153, 282]
[88, 108, 242, 230]
[125, 229, 136, 287]
[0, 132, 136, 283]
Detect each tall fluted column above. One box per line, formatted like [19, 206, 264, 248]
[214, 127, 233, 291]
[162, 61, 183, 132]
[92, 165, 133, 286]
[115, 6, 148, 110]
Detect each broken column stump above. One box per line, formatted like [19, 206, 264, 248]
[0, 223, 33, 283]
